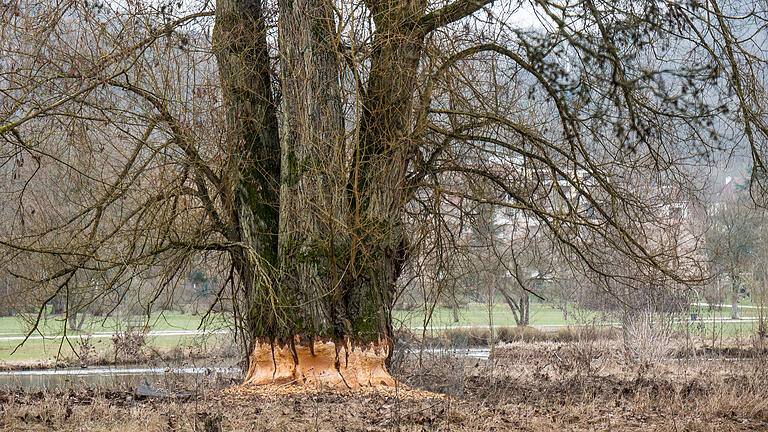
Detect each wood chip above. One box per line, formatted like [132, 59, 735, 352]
[219, 382, 445, 400]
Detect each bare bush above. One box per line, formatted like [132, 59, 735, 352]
[624, 313, 676, 366]
[75, 335, 96, 367]
[111, 328, 147, 364]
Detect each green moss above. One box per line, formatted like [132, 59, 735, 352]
[284, 150, 299, 186]
[350, 285, 386, 342]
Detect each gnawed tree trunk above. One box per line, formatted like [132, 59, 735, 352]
[213, 0, 480, 388]
[244, 336, 394, 387]
[238, 0, 413, 387]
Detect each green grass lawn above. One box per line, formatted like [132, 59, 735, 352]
[392, 302, 600, 328]
[0, 333, 232, 362]
[393, 301, 768, 342]
[689, 304, 764, 319]
[679, 313, 768, 339]
[1, 301, 765, 362]
[0, 312, 228, 338]
[0, 312, 230, 362]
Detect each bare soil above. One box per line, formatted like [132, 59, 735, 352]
[2, 341, 768, 431]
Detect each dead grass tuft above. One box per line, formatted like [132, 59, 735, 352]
[440, 325, 621, 347]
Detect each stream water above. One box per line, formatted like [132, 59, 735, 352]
[0, 348, 492, 391]
[0, 365, 241, 391]
[2, 347, 747, 393]
[418, 347, 492, 359]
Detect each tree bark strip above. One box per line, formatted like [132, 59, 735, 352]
[277, 0, 348, 338]
[213, 0, 281, 340]
[342, 0, 428, 343]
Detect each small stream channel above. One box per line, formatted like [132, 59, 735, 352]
[3, 347, 751, 392]
[0, 365, 242, 391]
[0, 348, 492, 392]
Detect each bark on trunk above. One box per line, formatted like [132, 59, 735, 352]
[340, 0, 427, 343]
[501, 289, 521, 325]
[452, 298, 460, 323]
[50, 295, 65, 315]
[276, 0, 349, 338]
[214, 0, 282, 342]
[521, 292, 529, 326]
[501, 289, 530, 327]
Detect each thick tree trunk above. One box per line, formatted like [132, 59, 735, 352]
[341, 0, 426, 346]
[213, 0, 282, 345]
[239, 0, 402, 387]
[276, 0, 348, 339]
[214, 0, 429, 388]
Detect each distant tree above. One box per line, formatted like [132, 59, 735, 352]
[708, 182, 765, 318]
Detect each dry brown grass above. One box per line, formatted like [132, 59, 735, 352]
[438, 325, 621, 347]
[2, 341, 768, 431]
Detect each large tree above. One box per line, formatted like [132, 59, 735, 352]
[1, 0, 766, 386]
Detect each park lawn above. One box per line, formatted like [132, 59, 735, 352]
[0, 301, 761, 337]
[394, 302, 767, 342]
[3, 321, 759, 363]
[393, 302, 600, 328]
[0, 333, 231, 362]
[681, 317, 767, 339]
[0, 312, 229, 363]
[689, 304, 764, 319]
[0, 312, 228, 338]
[0, 302, 765, 363]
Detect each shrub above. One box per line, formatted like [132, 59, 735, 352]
[112, 327, 147, 363]
[496, 326, 547, 342]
